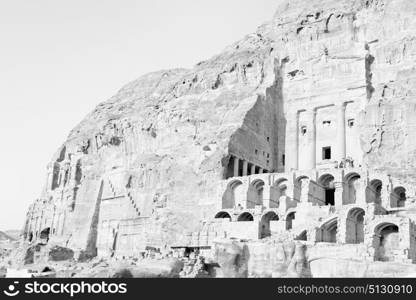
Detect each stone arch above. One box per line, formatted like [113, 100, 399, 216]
[286, 211, 296, 230]
[390, 186, 406, 208]
[222, 180, 244, 209]
[374, 222, 400, 262]
[260, 211, 279, 238]
[345, 207, 365, 244]
[318, 174, 335, 206]
[247, 179, 265, 208]
[318, 217, 338, 243]
[343, 172, 361, 205]
[366, 179, 382, 204]
[214, 211, 232, 220]
[237, 212, 254, 222]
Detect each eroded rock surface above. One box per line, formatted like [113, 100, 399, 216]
[17, 0, 416, 277]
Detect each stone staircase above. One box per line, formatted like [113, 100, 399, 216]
[105, 178, 141, 217]
[125, 189, 141, 217]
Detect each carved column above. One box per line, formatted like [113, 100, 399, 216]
[233, 156, 240, 177]
[305, 109, 317, 170]
[285, 111, 299, 172]
[335, 103, 346, 164]
[242, 160, 248, 176]
[381, 180, 392, 208]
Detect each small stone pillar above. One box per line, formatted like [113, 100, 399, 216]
[305, 109, 316, 170]
[233, 156, 240, 177]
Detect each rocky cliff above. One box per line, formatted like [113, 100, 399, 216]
[23, 0, 416, 258]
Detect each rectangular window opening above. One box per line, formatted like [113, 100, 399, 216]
[322, 147, 331, 160]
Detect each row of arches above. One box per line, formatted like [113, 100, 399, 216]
[223, 172, 408, 209]
[215, 208, 403, 262]
[222, 178, 288, 209]
[214, 210, 296, 239]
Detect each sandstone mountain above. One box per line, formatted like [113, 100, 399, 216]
[22, 0, 416, 268]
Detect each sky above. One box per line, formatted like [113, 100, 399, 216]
[0, 0, 278, 230]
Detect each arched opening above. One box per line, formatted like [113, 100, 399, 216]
[286, 211, 296, 230]
[366, 179, 382, 204]
[318, 174, 335, 206]
[345, 207, 365, 244]
[222, 180, 243, 209]
[247, 179, 264, 209]
[344, 173, 361, 205]
[374, 223, 400, 262]
[237, 212, 254, 222]
[28, 232, 33, 242]
[40, 227, 50, 243]
[223, 155, 240, 179]
[319, 217, 337, 243]
[63, 168, 70, 186]
[260, 212, 279, 238]
[75, 159, 82, 185]
[324, 13, 335, 33]
[390, 187, 406, 208]
[214, 211, 232, 220]
[271, 178, 288, 208]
